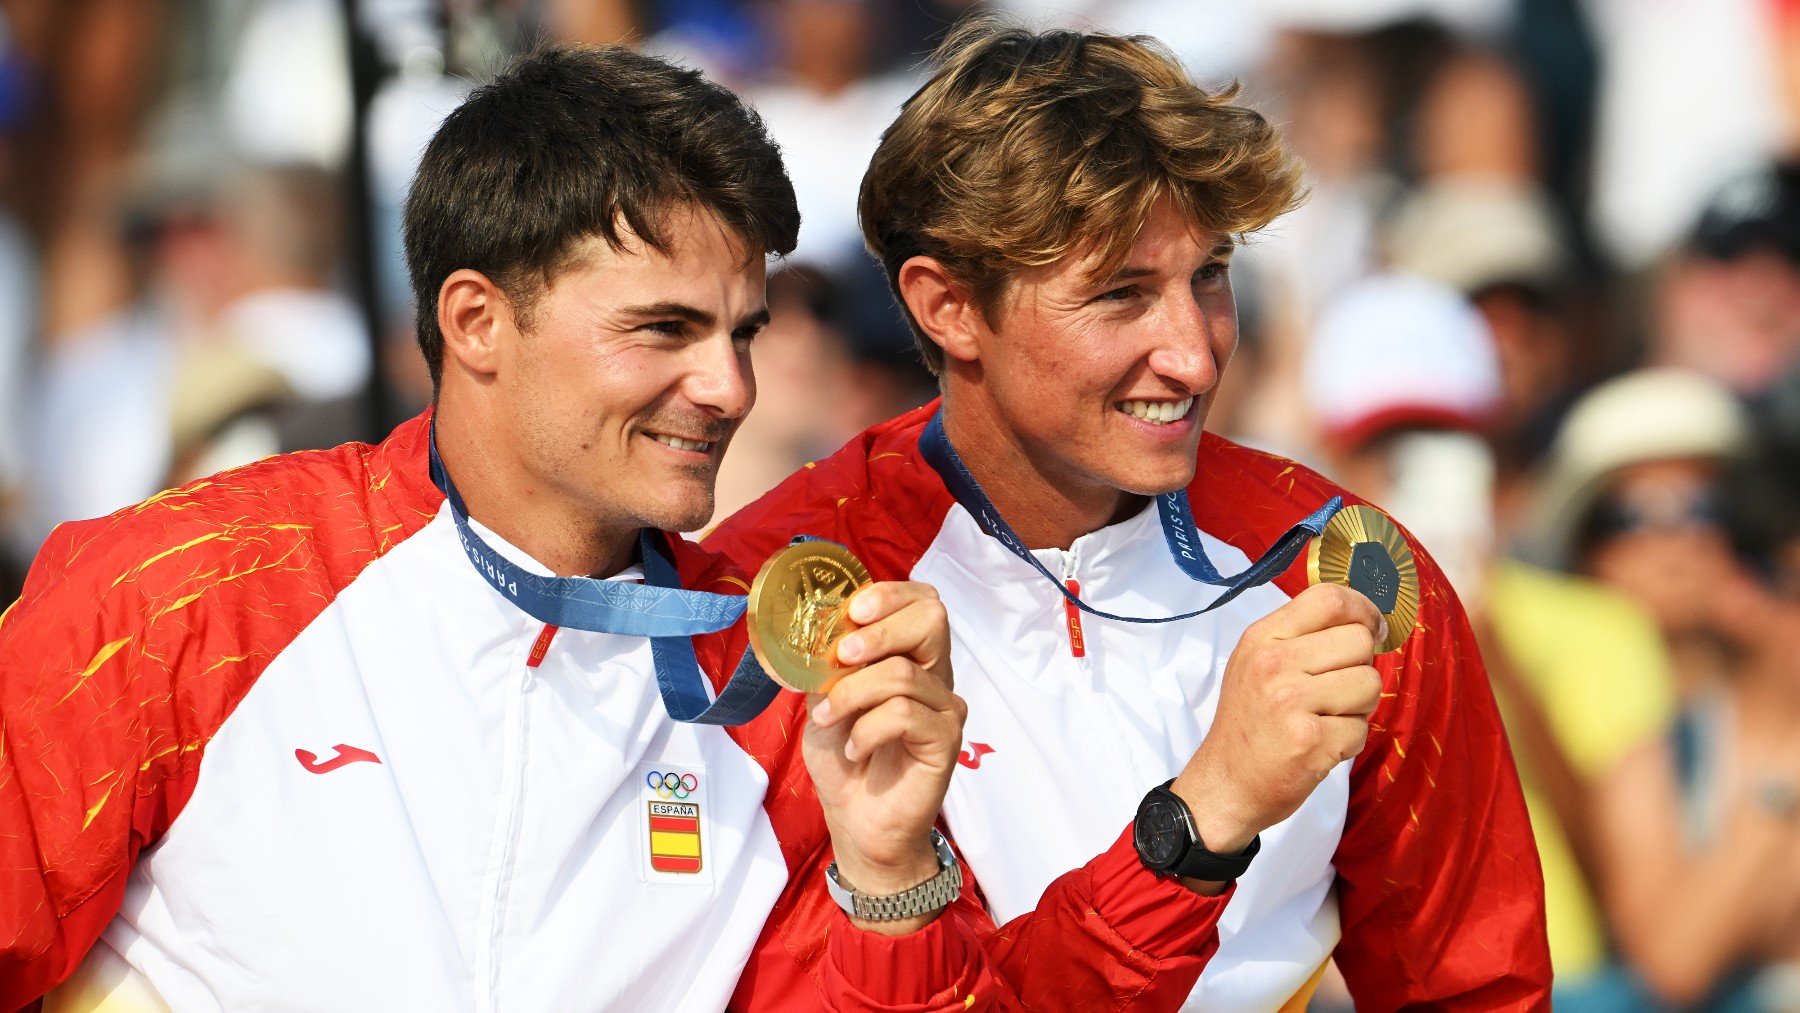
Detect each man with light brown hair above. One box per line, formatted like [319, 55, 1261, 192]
[712, 19, 1552, 1010]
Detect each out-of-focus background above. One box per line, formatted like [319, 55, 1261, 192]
[0, 0, 1797, 1008]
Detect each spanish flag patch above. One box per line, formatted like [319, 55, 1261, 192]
[648, 800, 703, 873]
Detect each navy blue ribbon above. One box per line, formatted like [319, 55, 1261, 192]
[428, 427, 778, 725]
[918, 409, 1340, 623]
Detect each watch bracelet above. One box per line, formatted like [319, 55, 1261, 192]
[839, 859, 963, 921]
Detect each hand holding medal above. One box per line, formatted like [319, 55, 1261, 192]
[750, 539, 968, 933]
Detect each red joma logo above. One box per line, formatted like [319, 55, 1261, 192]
[957, 743, 996, 769]
[295, 744, 381, 774]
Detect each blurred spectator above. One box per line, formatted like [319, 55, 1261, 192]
[7, 0, 167, 346]
[1385, 177, 1588, 535]
[744, 0, 919, 272]
[1306, 274, 1676, 1009]
[1535, 369, 1752, 697]
[1583, 372, 1800, 1009]
[710, 266, 857, 522]
[0, 11, 40, 598]
[166, 342, 292, 487]
[1231, 19, 1541, 455]
[208, 164, 369, 451]
[1586, 0, 1789, 269]
[21, 156, 367, 547]
[710, 264, 934, 524]
[223, 0, 354, 171]
[21, 143, 228, 550]
[1650, 161, 1800, 397]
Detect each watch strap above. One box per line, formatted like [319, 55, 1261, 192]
[825, 828, 964, 922]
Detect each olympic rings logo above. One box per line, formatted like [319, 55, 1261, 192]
[645, 770, 700, 799]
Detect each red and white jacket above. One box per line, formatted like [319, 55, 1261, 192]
[0, 413, 1229, 1012]
[708, 403, 1554, 1012]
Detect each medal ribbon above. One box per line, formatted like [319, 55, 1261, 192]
[918, 409, 1341, 623]
[428, 428, 778, 725]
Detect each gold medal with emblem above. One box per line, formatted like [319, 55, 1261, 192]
[1307, 505, 1419, 654]
[747, 539, 872, 693]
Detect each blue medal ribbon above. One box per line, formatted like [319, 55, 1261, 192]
[428, 428, 778, 725]
[918, 409, 1341, 623]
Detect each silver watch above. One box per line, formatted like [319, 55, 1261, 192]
[825, 828, 963, 921]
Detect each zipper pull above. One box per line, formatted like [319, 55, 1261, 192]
[527, 623, 559, 668]
[1061, 552, 1086, 659]
[524, 623, 559, 688]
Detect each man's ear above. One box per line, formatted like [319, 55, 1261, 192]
[896, 256, 988, 364]
[437, 269, 514, 380]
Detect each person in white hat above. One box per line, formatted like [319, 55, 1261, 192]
[1533, 367, 1753, 675]
[1552, 369, 1800, 1008]
[1305, 274, 1678, 1008]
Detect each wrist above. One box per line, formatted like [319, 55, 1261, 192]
[1168, 772, 1260, 856]
[827, 831, 960, 938]
[832, 841, 942, 898]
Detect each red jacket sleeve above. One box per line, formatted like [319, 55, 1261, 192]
[1330, 547, 1553, 1010]
[0, 519, 163, 1009]
[743, 801, 1229, 1012]
[820, 826, 1232, 1011]
[0, 424, 437, 1011]
[975, 826, 1230, 1008]
[816, 890, 1016, 1010]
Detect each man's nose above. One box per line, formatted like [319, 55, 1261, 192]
[1145, 296, 1225, 391]
[684, 335, 753, 421]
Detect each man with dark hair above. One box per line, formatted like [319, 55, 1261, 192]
[712, 20, 1551, 1010]
[0, 46, 1015, 1010]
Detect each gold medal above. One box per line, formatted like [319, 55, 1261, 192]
[1307, 505, 1419, 654]
[746, 540, 873, 693]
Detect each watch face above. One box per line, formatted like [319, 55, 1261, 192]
[1134, 798, 1185, 868]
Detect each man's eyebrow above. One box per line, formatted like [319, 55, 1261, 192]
[1100, 265, 1161, 285]
[1099, 244, 1237, 285]
[736, 307, 772, 332]
[620, 302, 716, 328]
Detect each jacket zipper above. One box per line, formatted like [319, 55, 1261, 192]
[478, 638, 537, 1009]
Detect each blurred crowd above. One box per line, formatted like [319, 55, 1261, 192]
[0, 0, 1798, 1009]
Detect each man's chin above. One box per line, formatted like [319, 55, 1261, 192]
[1105, 459, 1199, 499]
[636, 496, 716, 537]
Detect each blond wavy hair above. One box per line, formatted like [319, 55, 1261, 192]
[859, 18, 1305, 374]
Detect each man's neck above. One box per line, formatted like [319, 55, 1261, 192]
[434, 400, 637, 579]
[941, 389, 1145, 552]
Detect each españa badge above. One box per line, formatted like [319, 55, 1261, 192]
[1307, 505, 1419, 654]
[746, 540, 872, 693]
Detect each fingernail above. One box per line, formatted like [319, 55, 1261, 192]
[811, 698, 832, 725]
[843, 739, 858, 762]
[1376, 616, 1389, 646]
[838, 634, 863, 664]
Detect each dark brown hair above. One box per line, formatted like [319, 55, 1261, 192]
[860, 19, 1304, 374]
[404, 46, 799, 388]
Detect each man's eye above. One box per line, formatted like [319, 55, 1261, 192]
[1198, 262, 1230, 283]
[1096, 285, 1137, 302]
[645, 321, 686, 336]
[732, 326, 763, 345]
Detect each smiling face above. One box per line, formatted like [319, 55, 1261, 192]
[494, 208, 769, 538]
[951, 196, 1237, 510]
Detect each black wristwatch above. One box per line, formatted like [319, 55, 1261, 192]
[1133, 779, 1261, 882]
